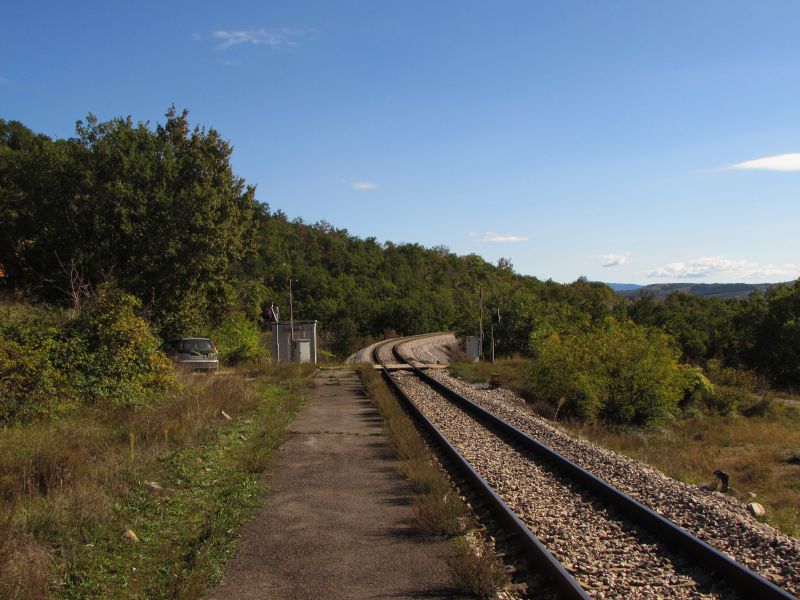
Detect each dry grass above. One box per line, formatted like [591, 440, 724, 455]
[0, 362, 313, 598]
[360, 365, 465, 536]
[359, 365, 508, 597]
[571, 410, 800, 536]
[0, 525, 51, 600]
[0, 371, 256, 507]
[413, 492, 466, 537]
[446, 535, 510, 599]
[450, 355, 534, 398]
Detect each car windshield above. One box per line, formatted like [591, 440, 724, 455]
[182, 339, 214, 355]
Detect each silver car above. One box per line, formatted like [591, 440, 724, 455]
[162, 337, 219, 371]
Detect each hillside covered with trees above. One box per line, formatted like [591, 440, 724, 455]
[2, 109, 799, 426]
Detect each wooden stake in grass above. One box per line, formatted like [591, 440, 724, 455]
[554, 397, 566, 421]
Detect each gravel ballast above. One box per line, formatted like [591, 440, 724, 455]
[386, 335, 800, 598]
[392, 370, 734, 599]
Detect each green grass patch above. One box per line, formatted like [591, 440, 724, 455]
[1, 363, 313, 599]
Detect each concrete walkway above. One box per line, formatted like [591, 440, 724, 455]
[207, 367, 458, 600]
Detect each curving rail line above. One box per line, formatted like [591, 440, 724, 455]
[372, 335, 796, 600]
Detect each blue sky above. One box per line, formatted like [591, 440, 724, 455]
[2, 1, 799, 284]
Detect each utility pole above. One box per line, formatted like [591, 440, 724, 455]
[289, 278, 294, 360]
[490, 321, 495, 364]
[491, 307, 500, 364]
[479, 287, 484, 359]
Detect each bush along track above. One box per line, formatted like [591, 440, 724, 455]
[0, 364, 314, 599]
[359, 365, 508, 599]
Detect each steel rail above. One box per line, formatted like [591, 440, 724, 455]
[372, 338, 591, 600]
[392, 339, 797, 600]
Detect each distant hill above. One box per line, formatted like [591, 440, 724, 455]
[605, 283, 643, 292]
[613, 282, 783, 301]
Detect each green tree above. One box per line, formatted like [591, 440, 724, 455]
[527, 318, 685, 425]
[753, 280, 800, 387]
[1, 109, 260, 336]
[60, 285, 177, 407]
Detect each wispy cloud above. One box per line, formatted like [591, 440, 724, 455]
[728, 153, 800, 172]
[602, 253, 630, 268]
[0, 75, 13, 86]
[648, 256, 798, 280]
[198, 28, 299, 51]
[469, 231, 528, 243]
[353, 181, 378, 190]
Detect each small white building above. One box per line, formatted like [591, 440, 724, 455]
[271, 320, 318, 364]
[466, 335, 482, 362]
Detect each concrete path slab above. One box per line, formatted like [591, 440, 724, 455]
[207, 368, 458, 600]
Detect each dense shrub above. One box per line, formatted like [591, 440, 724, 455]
[527, 318, 685, 426]
[0, 301, 70, 423]
[207, 312, 266, 364]
[705, 358, 758, 391]
[702, 359, 763, 415]
[60, 286, 177, 408]
[752, 280, 800, 388]
[322, 317, 363, 359]
[0, 334, 66, 423]
[678, 365, 716, 414]
[0, 288, 177, 424]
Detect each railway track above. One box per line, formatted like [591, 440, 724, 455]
[371, 334, 797, 600]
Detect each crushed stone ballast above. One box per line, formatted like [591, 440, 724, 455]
[366, 334, 798, 600]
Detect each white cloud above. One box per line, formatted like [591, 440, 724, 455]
[353, 181, 378, 190]
[469, 231, 528, 243]
[602, 253, 630, 268]
[648, 256, 798, 280]
[210, 28, 297, 50]
[0, 75, 12, 85]
[728, 153, 800, 172]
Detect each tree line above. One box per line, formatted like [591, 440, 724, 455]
[0, 110, 619, 353]
[1, 109, 798, 424]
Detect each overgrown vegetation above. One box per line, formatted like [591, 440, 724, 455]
[1, 288, 177, 424]
[359, 365, 509, 598]
[0, 363, 312, 599]
[0, 111, 259, 338]
[624, 283, 800, 390]
[528, 318, 686, 425]
[446, 535, 511, 600]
